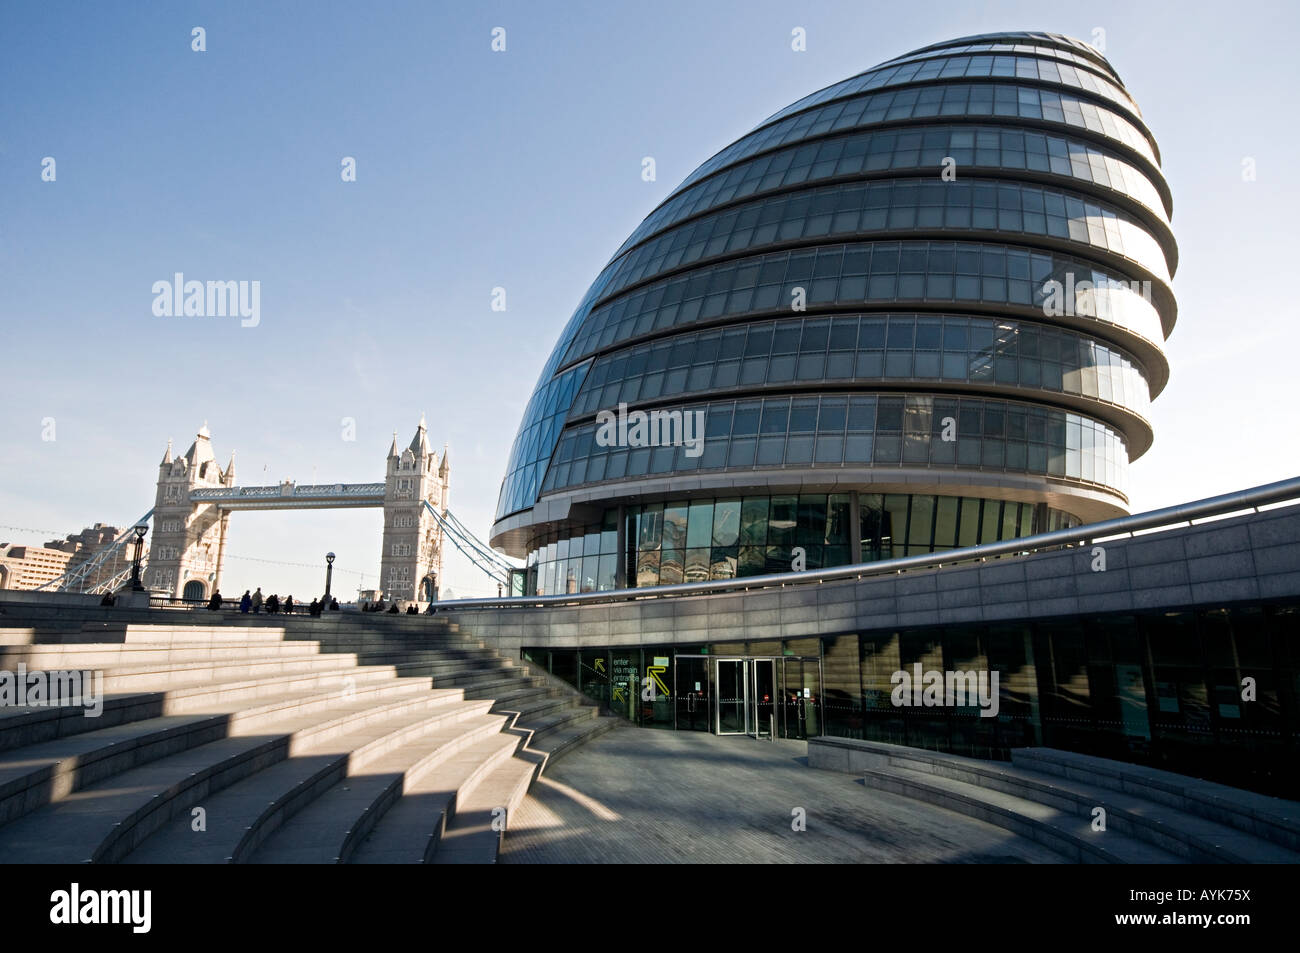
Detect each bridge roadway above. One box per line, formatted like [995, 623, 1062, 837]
[188, 482, 386, 510]
[433, 499, 1300, 657]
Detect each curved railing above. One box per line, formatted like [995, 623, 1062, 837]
[435, 476, 1300, 611]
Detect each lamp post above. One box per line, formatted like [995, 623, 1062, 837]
[130, 524, 148, 591]
[324, 552, 335, 602]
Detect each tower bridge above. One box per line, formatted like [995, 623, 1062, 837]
[145, 419, 451, 604]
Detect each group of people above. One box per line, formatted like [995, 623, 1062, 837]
[230, 587, 339, 617]
[361, 598, 435, 615]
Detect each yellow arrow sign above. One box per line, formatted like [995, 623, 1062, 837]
[647, 665, 670, 697]
[594, 658, 606, 674]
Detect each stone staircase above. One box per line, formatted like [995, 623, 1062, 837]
[0, 611, 619, 864]
[809, 737, 1300, 864]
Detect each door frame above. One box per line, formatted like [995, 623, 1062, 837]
[749, 657, 777, 739]
[713, 657, 749, 735]
[672, 654, 711, 731]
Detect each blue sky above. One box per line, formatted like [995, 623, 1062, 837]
[2, 0, 1298, 598]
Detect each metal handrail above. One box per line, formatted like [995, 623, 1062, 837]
[430, 475, 1300, 611]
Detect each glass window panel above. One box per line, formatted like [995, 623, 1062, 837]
[712, 500, 741, 547]
[686, 501, 714, 549]
[933, 496, 959, 549]
[740, 498, 769, 545]
[768, 496, 798, 545]
[907, 495, 935, 554]
[882, 494, 910, 559]
[981, 499, 1003, 543]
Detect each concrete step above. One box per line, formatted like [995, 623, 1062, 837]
[122, 697, 497, 863]
[518, 704, 600, 745]
[246, 713, 514, 864]
[0, 642, 332, 667]
[347, 732, 524, 864]
[432, 751, 541, 864]
[860, 765, 1183, 863]
[0, 681, 460, 827]
[494, 693, 579, 727]
[903, 751, 1300, 864]
[1011, 748, 1300, 853]
[528, 715, 622, 762]
[0, 664, 424, 752]
[0, 683, 469, 863]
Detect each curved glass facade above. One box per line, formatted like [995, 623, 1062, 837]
[567, 313, 1153, 429]
[560, 241, 1168, 368]
[544, 393, 1128, 497]
[525, 492, 1081, 596]
[613, 123, 1171, 262]
[493, 31, 1177, 593]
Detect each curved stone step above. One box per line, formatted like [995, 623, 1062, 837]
[432, 752, 540, 864]
[121, 697, 496, 863]
[347, 732, 524, 864]
[906, 753, 1300, 864]
[528, 715, 622, 762]
[0, 642, 331, 668]
[1011, 748, 1300, 852]
[0, 680, 457, 841]
[246, 713, 514, 864]
[861, 765, 1182, 863]
[0, 664, 421, 752]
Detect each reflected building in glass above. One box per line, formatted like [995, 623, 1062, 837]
[490, 31, 1176, 596]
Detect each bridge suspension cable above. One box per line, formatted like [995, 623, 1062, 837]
[439, 506, 515, 573]
[422, 502, 516, 587]
[34, 509, 155, 595]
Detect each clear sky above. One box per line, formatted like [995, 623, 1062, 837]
[2, 0, 1298, 599]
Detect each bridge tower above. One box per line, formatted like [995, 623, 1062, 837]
[150, 424, 234, 601]
[380, 416, 449, 605]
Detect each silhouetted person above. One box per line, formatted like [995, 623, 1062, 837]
[329, 598, 339, 611]
[240, 590, 252, 613]
[373, 598, 384, 613]
[207, 590, 222, 611]
[387, 603, 399, 614]
[100, 592, 116, 606]
[252, 588, 263, 614]
[284, 595, 294, 616]
[308, 597, 321, 617]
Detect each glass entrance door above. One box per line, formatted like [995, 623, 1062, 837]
[751, 659, 776, 738]
[674, 656, 710, 731]
[780, 657, 821, 739]
[715, 659, 749, 734]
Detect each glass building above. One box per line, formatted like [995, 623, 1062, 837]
[522, 597, 1300, 798]
[491, 31, 1177, 597]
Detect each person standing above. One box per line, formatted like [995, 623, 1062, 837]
[252, 587, 263, 614]
[207, 590, 222, 611]
[240, 590, 252, 613]
[284, 595, 294, 616]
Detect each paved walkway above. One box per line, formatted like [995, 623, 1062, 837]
[502, 726, 1064, 863]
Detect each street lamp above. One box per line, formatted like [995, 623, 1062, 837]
[130, 524, 148, 591]
[324, 552, 335, 602]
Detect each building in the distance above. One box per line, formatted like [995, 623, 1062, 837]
[0, 523, 147, 592]
[492, 31, 1175, 596]
[0, 543, 75, 590]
